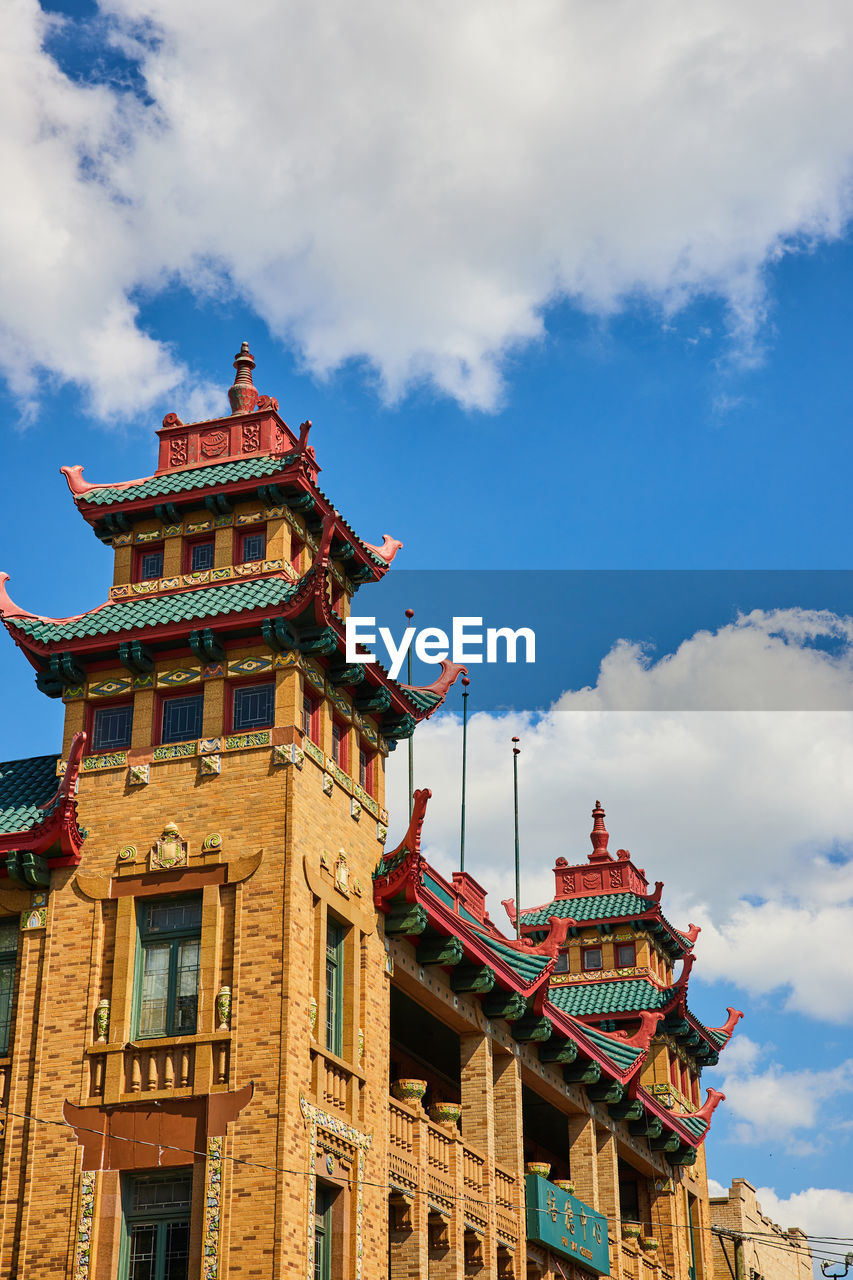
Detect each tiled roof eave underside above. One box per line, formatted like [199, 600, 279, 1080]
[417, 884, 647, 1079]
[5, 576, 441, 718]
[74, 454, 388, 569]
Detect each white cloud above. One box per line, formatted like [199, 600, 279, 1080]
[709, 1177, 853, 1251]
[388, 608, 853, 1018]
[751, 1186, 853, 1241]
[707, 1036, 853, 1152]
[4, 0, 853, 416]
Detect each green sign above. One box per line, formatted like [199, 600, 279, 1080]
[525, 1175, 610, 1275]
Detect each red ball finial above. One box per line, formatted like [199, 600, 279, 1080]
[405, 608, 414, 620]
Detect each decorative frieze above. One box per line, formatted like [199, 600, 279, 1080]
[300, 1098, 371, 1280]
[203, 1137, 223, 1280]
[73, 1170, 96, 1280]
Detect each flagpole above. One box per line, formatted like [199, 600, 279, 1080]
[512, 736, 521, 938]
[460, 676, 470, 871]
[406, 608, 414, 819]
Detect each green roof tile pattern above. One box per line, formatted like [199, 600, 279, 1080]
[79, 456, 295, 506]
[707, 1026, 729, 1047]
[573, 1021, 645, 1072]
[676, 1113, 709, 1138]
[402, 687, 443, 712]
[0, 754, 60, 835]
[474, 932, 551, 984]
[547, 979, 670, 1018]
[8, 577, 299, 644]
[521, 892, 652, 926]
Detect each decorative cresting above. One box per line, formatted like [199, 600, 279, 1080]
[300, 1097, 372, 1280]
[73, 1169, 96, 1280]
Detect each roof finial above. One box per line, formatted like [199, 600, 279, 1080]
[588, 800, 611, 862]
[228, 341, 257, 414]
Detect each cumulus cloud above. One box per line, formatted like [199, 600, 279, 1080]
[4, 0, 853, 416]
[387, 608, 853, 1017]
[706, 1036, 853, 1152]
[708, 1178, 853, 1246]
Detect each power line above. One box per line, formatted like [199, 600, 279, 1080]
[0, 1102, 843, 1255]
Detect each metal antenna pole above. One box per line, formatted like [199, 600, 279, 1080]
[460, 677, 470, 871]
[512, 736, 521, 938]
[405, 608, 414, 819]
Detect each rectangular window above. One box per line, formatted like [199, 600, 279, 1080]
[358, 746, 374, 794]
[122, 1170, 192, 1280]
[0, 918, 19, 1056]
[137, 547, 164, 582]
[314, 1184, 334, 1280]
[554, 950, 570, 974]
[615, 942, 636, 968]
[92, 702, 134, 752]
[332, 720, 348, 772]
[240, 530, 266, 563]
[189, 540, 215, 572]
[581, 946, 603, 971]
[135, 897, 202, 1039]
[161, 694, 203, 744]
[325, 918, 345, 1057]
[232, 682, 274, 732]
[302, 691, 319, 741]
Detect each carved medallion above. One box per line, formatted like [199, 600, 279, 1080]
[149, 822, 188, 871]
[200, 429, 229, 458]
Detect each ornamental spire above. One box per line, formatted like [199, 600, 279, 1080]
[588, 800, 611, 862]
[228, 340, 257, 414]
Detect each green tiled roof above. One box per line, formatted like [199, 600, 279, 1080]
[402, 688, 443, 712]
[676, 1113, 709, 1138]
[707, 1026, 729, 1047]
[547, 979, 670, 1018]
[475, 932, 551, 984]
[7, 577, 300, 644]
[521, 892, 652, 926]
[574, 1021, 646, 1072]
[79, 456, 295, 506]
[0, 754, 60, 835]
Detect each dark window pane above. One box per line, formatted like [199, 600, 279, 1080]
[0, 959, 15, 1056]
[92, 704, 133, 751]
[145, 900, 203, 934]
[233, 683, 274, 731]
[554, 951, 569, 973]
[302, 694, 315, 739]
[175, 939, 200, 1033]
[241, 532, 266, 562]
[140, 551, 164, 581]
[0, 918, 19, 955]
[616, 943, 635, 967]
[163, 1221, 191, 1280]
[132, 1174, 192, 1213]
[161, 695, 203, 744]
[582, 948, 602, 971]
[190, 542, 214, 572]
[128, 1223, 157, 1280]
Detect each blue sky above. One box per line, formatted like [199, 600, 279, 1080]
[4, 0, 853, 1252]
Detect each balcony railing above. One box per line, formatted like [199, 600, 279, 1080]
[385, 1095, 520, 1252]
[86, 1032, 232, 1103]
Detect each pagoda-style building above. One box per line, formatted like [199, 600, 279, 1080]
[0, 343, 740, 1280]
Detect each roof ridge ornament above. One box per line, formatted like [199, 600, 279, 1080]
[228, 341, 257, 414]
[588, 800, 612, 862]
[708, 1007, 744, 1041]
